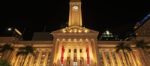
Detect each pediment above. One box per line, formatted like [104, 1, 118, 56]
[51, 26, 98, 34]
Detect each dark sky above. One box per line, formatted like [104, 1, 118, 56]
[0, 0, 150, 40]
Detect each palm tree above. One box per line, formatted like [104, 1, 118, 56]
[0, 59, 11, 66]
[0, 44, 13, 60]
[17, 45, 34, 55]
[135, 39, 150, 49]
[116, 41, 132, 66]
[135, 39, 150, 66]
[16, 45, 34, 66]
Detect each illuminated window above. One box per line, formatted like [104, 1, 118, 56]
[73, 62, 77, 66]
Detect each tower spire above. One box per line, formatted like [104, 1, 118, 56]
[68, 0, 82, 27]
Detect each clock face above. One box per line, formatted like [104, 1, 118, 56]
[73, 6, 78, 10]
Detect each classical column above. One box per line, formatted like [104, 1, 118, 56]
[115, 52, 122, 66]
[23, 54, 30, 66]
[127, 52, 135, 66]
[10, 50, 17, 65]
[8, 51, 15, 62]
[14, 55, 20, 66]
[109, 51, 115, 66]
[36, 51, 42, 66]
[98, 51, 104, 66]
[52, 39, 60, 66]
[102, 51, 108, 66]
[131, 50, 138, 66]
[129, 51, 137, 66]
[120, 51, 127, 66]
[29, 55, 34, 66]
[134, 50, 142, 66]
[43, 51, 49, 66]
[106, 52, 111, 66]
[137, 49, 146, 66]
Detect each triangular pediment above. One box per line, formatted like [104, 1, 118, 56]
[51, 26, 98, 34]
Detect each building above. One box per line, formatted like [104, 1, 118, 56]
[99, 30, 119, 41]
[0, 0, 150, 66]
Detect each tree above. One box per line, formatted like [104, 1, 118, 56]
[116, 42, 132, 66]
[16, 45, 34, 66]
[135, 39, 150, 49]
[17, 45, 34, 56]
[0, 44, 13, 60]
[0, 59, 11, 66]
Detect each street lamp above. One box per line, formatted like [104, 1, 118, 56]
[7, 28, 12, 31]
[7, 27, 23, 40]
[106, 30, 110, 35]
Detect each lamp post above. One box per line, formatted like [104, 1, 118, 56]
[7, 28, 12, 31]
[7, 27, 23, 40]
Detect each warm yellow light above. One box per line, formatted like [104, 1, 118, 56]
[73, 38, 77, 42]
[84, 29, 89, 33]
[57, 39, 60, 41]
[14, 28, 22, 36]
[62, 29, 66, 33]
[78, 30, 82, 33]
[85, 38, 89, 41]
[73, 5, 78, 10]
[74, 29, 77, 33]
[136, 33, 138, 36]
[68, 38, 71, 42]
[79, 38, 82, 42]
[69, 29, 73, 33]
[62, 38, 65, 41]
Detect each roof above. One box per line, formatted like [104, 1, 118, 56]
[134, 13, 150, 31]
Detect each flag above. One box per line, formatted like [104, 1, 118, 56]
[86, 46, 90, 64]
[61, 46, 65, 64]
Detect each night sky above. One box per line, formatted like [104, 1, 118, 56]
[0, 0, 150, 40]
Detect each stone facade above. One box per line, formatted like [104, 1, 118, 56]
[0, 0, 150, 66]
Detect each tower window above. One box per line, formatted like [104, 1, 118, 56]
[80, 49, 82, 53]
[69, 49, 71, 53]
[74, 49, 77, 53]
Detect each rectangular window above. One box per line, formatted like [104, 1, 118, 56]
[80, 49, 82, 53]
[69, 49, 71, 53]
[74, 49, 77, 53]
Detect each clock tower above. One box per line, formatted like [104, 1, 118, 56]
[51, 0, 100, 66]
[68, 0, 82, 27]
